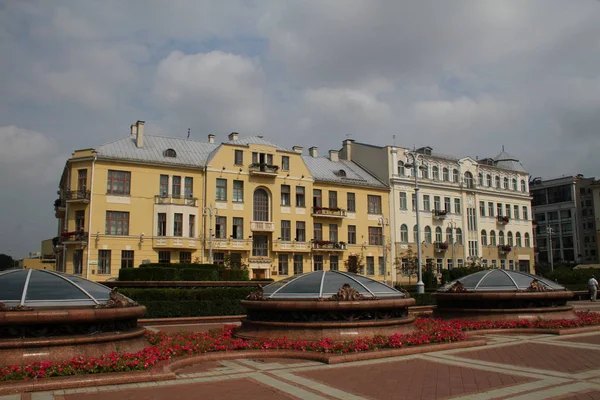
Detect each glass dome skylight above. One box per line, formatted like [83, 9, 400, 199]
[438, 269, 566, 292]
[0, 269, 112, 307]
[261, 271, 404, 299]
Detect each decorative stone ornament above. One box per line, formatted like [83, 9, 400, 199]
[95, 289, 138, 308]
[447, 281, 467, 293]
[328, 283, 370, 301]
[526, 279, 548, 292]
[246, 287, 264, 301]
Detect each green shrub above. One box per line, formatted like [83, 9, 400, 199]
[412, 293, 436, 306]
[544, 267, 600, 286]
[422, 269, 438, 289]
[138, 263, 219, 270]
[219, 269, 249, 281]
[119, 267, 178, 281]
[178, 268, 218, 281]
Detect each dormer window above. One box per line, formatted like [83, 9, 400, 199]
[164, 149, 177, 158]
[335, 169, 347, 177]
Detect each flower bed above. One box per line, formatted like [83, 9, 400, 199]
[1, 311, 598, 382]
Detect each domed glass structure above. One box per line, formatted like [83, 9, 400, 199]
[438, 269, 566, 292]
[262, 271, 404, 299]
[0, 269, 113, 307]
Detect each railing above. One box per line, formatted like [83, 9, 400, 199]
[498, 245, 512, 254]
[59, 231, 88, 244]
[152, 237, 198, 248]
[435, 242, 449, 251]
[54, 198, 66, 209]
[154, 195, 198, 206]
[311, 240, 347, 251]
[311, 207, 347, 218]
[250, 221, 276, 232]
[497, 216, 510, 225]
[433, 209, 447, 219]
[65, 190, 91, 202]
[248, 163, 279, 175]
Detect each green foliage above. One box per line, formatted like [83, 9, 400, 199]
[139, 263, 219, 270]
[179, 269, 219, 281]
[545, 267, 600, 286]
[412, 293, 436, 306]
[422, 269, 438, 289]
[120, 262, 251, 281]
[0, 254, 15, 271]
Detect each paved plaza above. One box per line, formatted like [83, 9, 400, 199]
[3, 301, 600, 400]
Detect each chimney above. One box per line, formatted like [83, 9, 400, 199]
[228, 132, 239, 141]
[309, 146, 318, 158]
[342, 139, 354, 160]
[130, 124, 137, 136]
[135, 120, 145, 148]
[208, 134, 215, 144]
[329, 150, 339, 162]
[292, 146, 303, 154]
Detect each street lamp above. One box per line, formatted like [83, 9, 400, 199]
[448, 220, 458, 270]
[203, 204, 219, 264]
[405, 150, 428, 294]
[378, 216, 389, 286]
[547, 227, 554, 272]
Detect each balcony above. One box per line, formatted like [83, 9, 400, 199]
[433, 209, 447, 220]
[152, 237, 199, 249]
[311, 240, 347, 251]
[65, 190, 91, 203]
[212, 238, 250, 250]
[154, 195, 198, 207]
[497, 216, 510, 225]
[311, 206, 347, 219]
[435, 242, 449, 252]
[54, 198, 66, 218]
[498, 244, 512, 254]
[250, 221, 276, 232]
[273, 241, 310, 252]
[59, 230, 88, 245]
[248, 163, 279, 177]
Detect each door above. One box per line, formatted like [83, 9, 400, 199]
[253, 269, 266, 279]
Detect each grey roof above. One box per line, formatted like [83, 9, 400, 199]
[96, 135, 219, 167]
[302, 156, 387, 188]
[492, 150, 527, 172]
[438, 269, 566, 292]
[225, 136, 289, 151]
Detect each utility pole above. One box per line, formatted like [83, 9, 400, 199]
[379, 216, 389, 286]
[405, 149, 427, 294]
[448, 220, 457, 270]
[203, 204, 218, 264]
[547, 227, 554, 272]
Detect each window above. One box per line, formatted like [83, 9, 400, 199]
[499, 231, 505, 245]
[495, 176, 501, 188]
[234, 149, 243, 165]
[313, 189, 322, 208]
[524, 233, 531, 247]
[443, 168, 449, 181]
[421, 165, 429, 179]
[424, 226, 432, 243]
[481, 230, 488, 246]
[329, 224, 338, 242]
[491, 259, 497, 268]
[164, 148, 176, 157]
[446, 227, 453, 243]
[160, 175, 169, 197]
[522, 206, 529, 220]
[158, 251, 171, 263]
[189, 215, 195, 238]
[478, 173, 484, 186]
[184, 177, 193, 198]
[105, 211, 129, 235]
[368, 227, 383, 245]
[479, 201, 485, 217]
[456, 228, 463, 244]
[444, 197, 451, 212]
[514, 205, 519, 220]
[457, 259, 464, 268]
[73, 250, 83, 275]
[158, 213, 167, 236]
[454, 198, 461, 214]
[278, 254, 289, 275]
[413, 225, 419, 243]
[500, 259, 506, 269]
[281, 185, 291, 206]
[505, 204, 511, 218]
[488, 202, 494, 217]
[107, 170, 131, 195]
[77, 169, 88, 191]
[233, 180, 244, 202]
[482, 259, 488, 268]
[379, 256, 385, 276]
[509, 260, 515, 270]
[294, 255, 303, 274]
[397, 161, 405, 176]
[447, 259, 453, 270]
[433, 196, 441, 211]
[399, 192, 407, 210]
[348, 225, 356, 244]
[423, 195, 431, 211]
[281, 156, 290, 171]
[216, 179, 227, 201]
[469, 240, 478, 257]
[180, 251, 192, 263]
[215, 216, 226, 238]
[98, 250, 111, 274]
[436, 259, 443, 274]
[213, 252, 225, 265]
[314, 223, 323, 241]
[75, 210, 85, 231]
[435, 227, 442, 242]
[312, 255, 325, 271]
[367, 195, 382, 214]
[121, 250, 134, 269]
[516, 232, 522, 247]
[464, 172, 474, 188]
[400, 224, 408, 243]
[281, 220, 291, 241]
[508, 231, 513, 246]
[232, 217, 243, 239]
[490, 230, 497, 246]
[329, 191, 338, 208]
[174, 213, 183, 236]
[497, 203, 503, 216]
[503, 177, 509, 189]
[296, 186, 305, 207]
[330, 255, 339, 271]
[521, 180, 526, 192]
[296, 221, 305, 242]
[512, 179, 518, 191]
[412, 193, 417, 211]
[467, 208, 477, 231]
[366, 256, 375, 275]
[253, 189, 269, 221]
[172, 176, 181, 198]
[432, 166, 439, 180]
[452, 169, 459, 182]
[347, 192, 355, 212]
[486, 174, 492, 187]
[252, 235, 268, 256]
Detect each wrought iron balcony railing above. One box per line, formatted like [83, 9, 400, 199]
[311, 206, 347, 218]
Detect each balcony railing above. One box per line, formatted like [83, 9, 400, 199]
[248, 163, 279, 176]
[311, 206, 347, 218]
[152, 237, 198, 249]
[54, 198, 66, 218]
[435, 241, 449, 252]
[433, 209, 447, 220]
[65, 190, 91, 202]
[59, 230, 88, 244]
[497, 216, 510, 225]
[274, 241, 310, 251]
[154, 195, 198, 207]
[250, 221, 276, 232]
[498, 244, 512, 254]
[311, 240, 347, 251]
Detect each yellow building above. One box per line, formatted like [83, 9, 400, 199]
[19, 239, 57, 270]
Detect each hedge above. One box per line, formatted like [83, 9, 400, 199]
[139, 263, 219, 270]
[118, 266, 249, 281]
[544, 267, 600, 286]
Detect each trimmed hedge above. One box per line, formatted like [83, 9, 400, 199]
[139, 263, 219, 270]
[544, 267, 600, 286]
[119, 263, 249, 281]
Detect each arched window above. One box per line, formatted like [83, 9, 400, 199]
[164, 148, 177, 158]
[507, 231, 513, 246]
[446, 227, 453, 243]
[253, 189, 269, 221]
[512, 178, 517, 191]
[435, 227, 442, 242]
[490, 230, 497, 246]
[424, 226, 432, 243]
[413, 225, 418, 243]
[481, 230, 487, 246]
[456, 228, 463, 244]
[400, 224, 408, 243]
[503, 177, 509, 189]
[516, 232, 522, 247]
[486, 174, 492, 187]
[464, 172, 474, 189]
[521, 180, 526, 192]
[499, 231, 505, 245]
[397, 161, 405, 176]
[478, 173, 484, 186]
[443, 168, 449, 181]
[452, 169, 459, 182]
[421, 165, 429, 179]
[335, 169, 346, 177]
[432, 166, 439, 180]
[495, 176, 501, 188]
[524, 233, 531, 247]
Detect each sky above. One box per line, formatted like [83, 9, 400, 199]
[1, 1, 600, 258]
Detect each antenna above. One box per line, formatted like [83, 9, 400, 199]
[187, 128, 191, 140]
[502, 145, 505, 151]
[393, 134, 396, 146]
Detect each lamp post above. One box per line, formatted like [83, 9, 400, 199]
[448, 220, 458, 270]
[547, 227, 554, 272]
[378, 216, 389, 286]
[203, 204, 218, 264]
[405, 150, 427, 294]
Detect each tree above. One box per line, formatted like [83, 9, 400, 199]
[0, 254, 15, 271]
[394, 247, 419, 285]
[344, 254, 365, 274]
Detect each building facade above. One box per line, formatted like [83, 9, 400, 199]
[531, 175, 598, 265]
[345, 141, 535, 284]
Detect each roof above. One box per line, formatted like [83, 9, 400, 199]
[302, 156, 387, 188]
[95, 135, 219, 167]
[438, 269, 566, 292]
[225, 136, 289, 151]
[492, 150, 527, 172]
